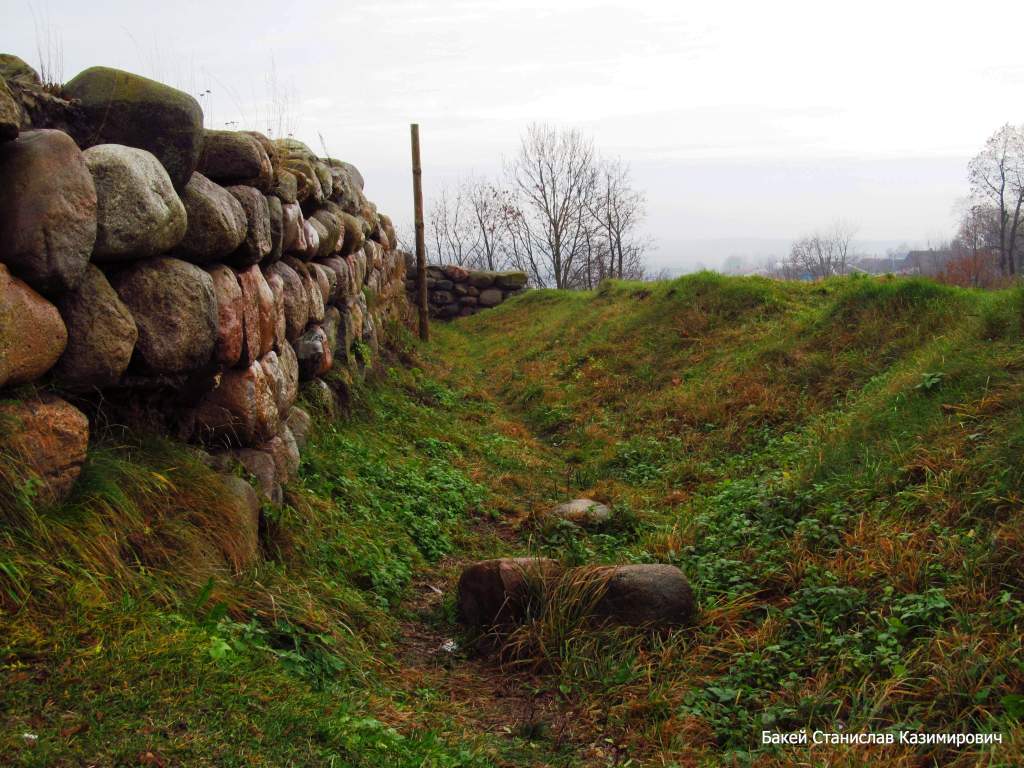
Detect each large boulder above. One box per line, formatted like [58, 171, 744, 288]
[259, 424, 300, 484]
[112, 257, 217, 373]
[265, 195, 283, 263]
[0, 263, 67, 388]
[0, 54, 40, 85]
[592, 564, 696, 628]
[310, 263, 332, 307]
[285, 405, 311, 449]
[0, 78, 19, 141]
[283, 256, 323, 324]
[232, 447, 282, 505]
[338, 212, 365, 256]
[0, 394, 88, 505]
[311, 210, 342, 256]
[263, 268, 287, 350]
[496, 271, 529, 290]
[259, 350, 289, 413]
[197, 130, 273, 191]
[64, 66, 204, 189]
[0, 129, 96, 294]
[267, 261, 308, 341]
[204, 264, 244, 367]
[457, 558, 561, 629]
[237, 265, 275, 363]
[478, 288, 503, 308]
[54, 265, 138, 388]
[174, 173, 247, 263]
[226, 185, 272, 266]
[280, 202, 302, 253]
[193, 360, 280, 447]
[302, 219, 321, 261]
[277, 340, 300, 410]
[84, 144, 187, 261]
[271, 169, 298, 204]
[294, 324, 332, 380]
[550, 498, 611, 527]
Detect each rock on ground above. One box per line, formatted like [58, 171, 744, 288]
[55, 264, 138, 388]
[0, 394, 88, 506]
[65, 66, 204, 190]
[285, 405, 311, 449]
[592, 564, 696, 628]
[232, 448, 283, 506]
[112, 257, 217, 373]
[84, 143, 187, 260]
[173, 173, 247, 263]
[550, 498, 611, 527]
[456, 558, 561, 629]
[0, 129, 97, 294]
[218, 474, 261, 570]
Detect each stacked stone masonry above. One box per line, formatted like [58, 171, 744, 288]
[0, 56, 409, 527]
[405, 259, 528, 319]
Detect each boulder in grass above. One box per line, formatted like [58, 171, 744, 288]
[174, 173, 247, 263]
[456, 558, 561, 629]
[0, 394, 88, 506]
[478, 288, 503, 308]
[285, 405, 311, 449]
[226, 185, 272, 266]
[65, 66, 203, 190]
[233, 447, 282, 506]
[218, 474, 262, 570]
[204, 264, 244, 367]
[0, 264, 67, 388]
[0, 129, 97, 294]
[84, 144, 187, 261]
[267, 261, 309, 341]
[260, 424, 300, 484]
[54, 265, 138, 388]
[197, 130, 273, 191]
[551, 498, 611, 527]
[193, 361, 280, 447]
[112, 257, 217, 374]
[592, 564, 696, 628]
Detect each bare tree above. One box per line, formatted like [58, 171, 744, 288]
[786, 222, 858, 280]
[587, 156, 648, 283]
[428, 186, 480, 266]
[464, 177, 512, 271]
[505, 124, 597, 288]
[969, 123, 1024, 276]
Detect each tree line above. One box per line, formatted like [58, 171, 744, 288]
[421, 124, 650, 288]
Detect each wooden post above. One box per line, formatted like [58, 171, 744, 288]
[411, 123, 429, 341]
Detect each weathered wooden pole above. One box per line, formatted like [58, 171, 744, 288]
[411, 123, 429, 341]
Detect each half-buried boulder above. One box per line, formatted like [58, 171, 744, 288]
[54, 265, 138, 388]
[550, 498, 611, 527]
[112, 257, 217, 373]
[173, 173, 247, 263]
[456, 558, 561, 629]
[0, 394, 88, 506]
[84, 144, 187, 261]
[0, 129, 97, 294]
[592, 564, 696, 628]
[218, 474, 262, 570]
[0, 264, 67, 388]
[65, 66, 204, 190]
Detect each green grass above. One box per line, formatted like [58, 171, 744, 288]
[3, 272, 1024, 766]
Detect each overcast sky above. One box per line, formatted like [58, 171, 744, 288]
[5, 0, 1023, 269]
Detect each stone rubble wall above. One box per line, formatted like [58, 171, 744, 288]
[0, 56, 408, 528]
[404, 258, 528, 319]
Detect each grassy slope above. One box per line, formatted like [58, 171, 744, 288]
[1, 273, 1022, 766]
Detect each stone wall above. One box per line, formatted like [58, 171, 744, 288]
[0, 56, 408, 512]
[404, 259, 528, 319]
